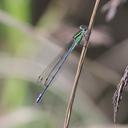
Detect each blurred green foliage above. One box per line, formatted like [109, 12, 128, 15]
[1, 0, 30, 109]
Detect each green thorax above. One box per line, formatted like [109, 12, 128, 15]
[73, 25, 87, 45]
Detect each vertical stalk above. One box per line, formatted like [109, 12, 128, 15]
[63, 0, 101, 127]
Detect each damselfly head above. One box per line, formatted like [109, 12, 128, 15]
[80, 25, 87, 31]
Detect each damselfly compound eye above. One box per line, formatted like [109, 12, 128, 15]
[80, 25, 87, 31]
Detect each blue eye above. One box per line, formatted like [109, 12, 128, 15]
[80, 25, 87, 31]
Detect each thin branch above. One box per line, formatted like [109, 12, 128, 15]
[63, 0, 101, 128]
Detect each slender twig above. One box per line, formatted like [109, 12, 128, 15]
[63, 0, 101, 128]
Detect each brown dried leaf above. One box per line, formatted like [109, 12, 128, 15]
[113, 65, 128, 123]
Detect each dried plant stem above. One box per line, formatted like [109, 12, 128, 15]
[113, 65, 128, 123]
[63, 0, 101, 128]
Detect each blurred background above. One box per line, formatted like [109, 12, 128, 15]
[0, 0, 128, 128]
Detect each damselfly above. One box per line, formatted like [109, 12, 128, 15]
[36, 25, 88, 103]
